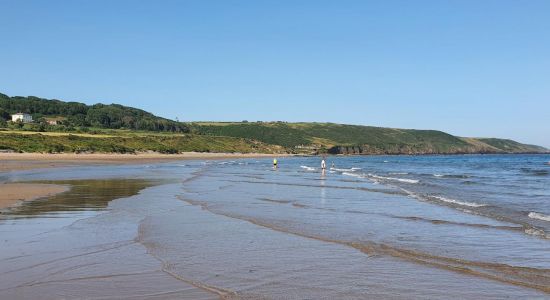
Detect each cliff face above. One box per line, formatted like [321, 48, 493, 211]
[328, 138, 548, 155]
[195, 122, 548, 154]
[327, 145, 476, 155]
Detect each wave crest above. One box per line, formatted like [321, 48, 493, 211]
[431, 196, 486, 208]
[528, 212, 550, 222]
[300, 166, 316, 171]
[369, 174, 419, 184]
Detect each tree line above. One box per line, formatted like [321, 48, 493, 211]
[0, 93, 189, 132]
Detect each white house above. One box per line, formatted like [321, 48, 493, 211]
[11, 113, 33, 123]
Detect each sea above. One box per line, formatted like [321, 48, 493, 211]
[1, 154, 549, 299]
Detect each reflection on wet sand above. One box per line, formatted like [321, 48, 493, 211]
[2, 179, 157, 219]
[0, 182, 217, 300]
[0, 183, 69, 210]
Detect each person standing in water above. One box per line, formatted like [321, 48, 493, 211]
[273, 158, 278, 169]
[321, 158, 326, 170]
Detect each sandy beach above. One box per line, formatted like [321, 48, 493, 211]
[0, 152, 284, 173]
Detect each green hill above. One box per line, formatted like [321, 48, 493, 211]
[472, 138, 549, 153]
[0, 93, 188, 132]
[192, 122, 548, 154]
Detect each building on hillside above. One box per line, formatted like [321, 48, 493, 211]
[11, 113, 33, 123]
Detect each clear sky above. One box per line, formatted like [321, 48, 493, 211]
[1, 1, 549, 147]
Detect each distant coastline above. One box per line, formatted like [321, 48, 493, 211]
[1, 92, 548, 155]
[0, 152, 285, 173]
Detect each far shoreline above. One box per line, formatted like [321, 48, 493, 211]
[0, 152, 290, 173]
[1, 151, 547, 174]
[0, 152, 288, 210]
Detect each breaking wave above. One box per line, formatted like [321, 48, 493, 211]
[300, 166, 316, 171]
[433, 174, 471, 178]
[342, 172, 364, 178]
[369, 174, 419, 184]
[331, 167, 358, 172]
[431, 195, 486, 208]
[528, 212, 550, 222]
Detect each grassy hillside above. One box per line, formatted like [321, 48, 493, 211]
[0, 131, 284, 154]
[475, 138, 549, 153]
[192, 122, 548, 154]
[192, 122, 311, 148]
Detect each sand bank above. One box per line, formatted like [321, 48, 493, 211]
[0, 152, 285, 173]
[0, 183, 69, 209]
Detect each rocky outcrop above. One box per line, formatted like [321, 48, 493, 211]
[327, 142, 548, 155]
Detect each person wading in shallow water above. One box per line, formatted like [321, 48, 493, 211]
[321, 158, 326, 170]
[273, 158, 278, 169]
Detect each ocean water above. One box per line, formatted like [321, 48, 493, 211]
[1, 155, 549, 299]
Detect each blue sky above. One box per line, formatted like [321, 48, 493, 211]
[1, 0, 549, 147]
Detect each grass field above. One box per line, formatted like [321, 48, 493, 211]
[0, 130, 284, 154]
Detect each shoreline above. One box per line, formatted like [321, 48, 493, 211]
[0, 152, 288, 173]
[0, 183, 70, 210]
[0, 152, 288, 210]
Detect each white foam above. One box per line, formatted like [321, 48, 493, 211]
[369, 174, 419, 184]
[432, 195, 485, 208]
[528, 212, 550, 222]
[351, 167, 362, 170]
[525, 228, 549, 239]
[389, 172, 409, 175]
[434, 174, 445, 177]
[331, 167, 357, 172]
[300, 166, 316, 171]
[342, 172, 363, 178]
[383, 160, 389, 163]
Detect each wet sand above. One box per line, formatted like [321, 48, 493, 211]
[0, 183, 69, 209]
[0, 180, 217, 299]
[0, 152, 285, 173]
[0, 151, 283, 210]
